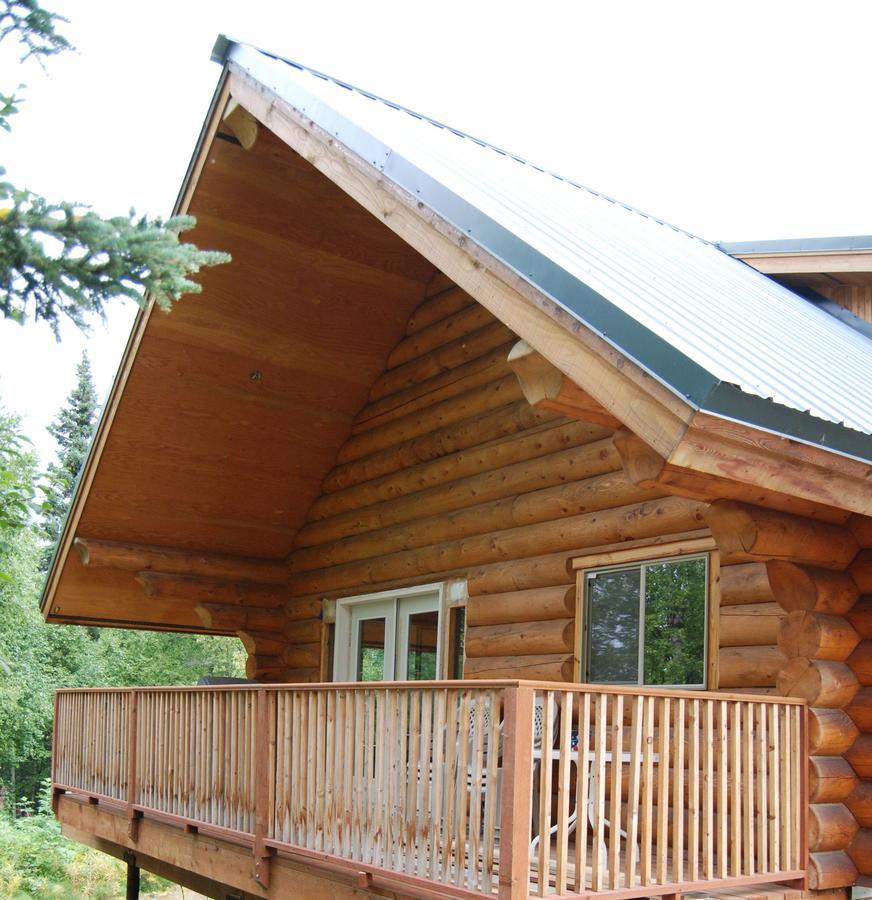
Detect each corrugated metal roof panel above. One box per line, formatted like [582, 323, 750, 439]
[221, 41, 872, 459]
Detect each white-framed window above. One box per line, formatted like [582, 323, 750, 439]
[331, 581, 466, 682]
[573, 538, 718, 689]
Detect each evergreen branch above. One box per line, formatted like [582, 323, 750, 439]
[0, 0, 71, 61]
[0, 184, 231, 333]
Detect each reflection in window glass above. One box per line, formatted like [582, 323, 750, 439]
[406, 610, 439, 680]
[585, 556, 706, 687]
[644, 558, 706, 685]
[357, 618, 386, 681]
[586, 567, 641, 683]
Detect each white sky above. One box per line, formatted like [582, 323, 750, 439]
[2, 0, 871, 465]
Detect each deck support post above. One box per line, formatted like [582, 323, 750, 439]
[124, 849, 140, 899]
[498, 684, 535, 900]
[253, 688, 274, 888]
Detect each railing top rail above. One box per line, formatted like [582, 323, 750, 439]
[53, 679, 806, 705]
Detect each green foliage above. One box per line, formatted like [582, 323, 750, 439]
[0, 0, 230, 335]
[0, 405, 35, 563]
[39, 352, 98, 568]
[0, 782, 171, 898]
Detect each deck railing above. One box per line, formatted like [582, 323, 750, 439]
[52, 681, 806, 899]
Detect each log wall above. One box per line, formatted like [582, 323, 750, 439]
[271, 276, 707, 683]
[706, 501, 869, 891]
[816, 284, 872, 325]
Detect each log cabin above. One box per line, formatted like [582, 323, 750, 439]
[42, 36, 872, 900]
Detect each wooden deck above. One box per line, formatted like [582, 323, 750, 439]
[51, 680, 807, 900]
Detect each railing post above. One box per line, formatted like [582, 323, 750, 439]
[51, 691, 62, 814]
[498, 683, 535, 900]
[253, 688, 274, 887]
[126, 690, 141, 841]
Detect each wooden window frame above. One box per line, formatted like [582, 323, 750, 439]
[572, 536, 720, 689]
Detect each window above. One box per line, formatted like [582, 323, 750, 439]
[331, 581, 467, 682]
[574, 541, 715, 689]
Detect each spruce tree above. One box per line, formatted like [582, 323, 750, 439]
[39, 352, 98, 569]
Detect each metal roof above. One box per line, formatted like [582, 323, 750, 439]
[719, 236, 872, 255]
[215, 38, 872, 462]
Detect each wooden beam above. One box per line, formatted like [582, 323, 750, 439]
[137, 572, 287, 607]
[222, 97, 258, 149]
[74, 538, 288, 584]
[507, 340, 622, 428]
[735, 250, 872, 275]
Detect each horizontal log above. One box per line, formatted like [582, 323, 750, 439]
[405, 284, 471, 334]
[285, 597, 324, 621]
[777, 657, 859, 707]
[281, 642, 322, 670]
[467, 552, 573, 596]
[297, 434, 620, 547]
[289, 471, 658, 573]
[846, 733, 872, 779]
[339, 374, 523, 464]
[717, 645, 786, 688]
[847, 686, 872, 731]
[287, 496, 707, 596]
[137, 572, 288, 608]
[465, 618, 574, 658]
[245, 654, 284, 682]
[847, 828, 872, 876]
[848, 513, 872, 547]
[278, 666, 320, 684]
[847, 597, 872, 640]
[387, 301, 495, 369]
[850, 549, 872, 593]
[282, 617, 322, 644]
[778, 611, 860, 661]
[807, 849, 858, 890]
[808, 802, 859, 852]
[466, 585, 574, 626]
[719, 562, 774, 606]
[323, 400, 560, 492]
[767, 561, 859, 615]
[462, 653, 574, 682]
[194, 603, 284, 633]
[719, 603, 784, 647]
[810, 707, 860, 756]
[352, 344, 513, 433]
[238, 630, 286, 658]
[705, 501, 859, 567]
[369, 320, 514, 402]
[809, 756, 860, 803]
[74, 537, 288, 584]
[847, 781, 872, 829]
[847, 640, 872, 683]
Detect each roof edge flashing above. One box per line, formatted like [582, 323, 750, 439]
[211, 33, 234, 64]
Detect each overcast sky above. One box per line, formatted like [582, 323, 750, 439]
[2, 0, 871, 464]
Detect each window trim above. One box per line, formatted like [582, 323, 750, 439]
[572, 536, 720, 689]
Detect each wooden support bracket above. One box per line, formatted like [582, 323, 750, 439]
[223, 98, 259, 149]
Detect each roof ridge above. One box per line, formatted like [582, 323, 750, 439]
[215, 35, 713, 249]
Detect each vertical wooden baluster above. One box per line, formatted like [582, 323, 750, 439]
[417, 689, 433, 880]
[608, 693, 624, 890]
[365, 689, 377, 865]
[372, 689, 386, 867]
[324, 690, 335, 854]
[304, 692, 316, 849]
[351, 689, 364, 860]
[656, 697, 671, 885]
[717, 700, 728, 878]
[625, 694, 643, 889]
[455, 690, 472, 887]
[703, 700, 714, 881]
[396, 689, 410, 874]
[468, 692, 484, 889]
[592, 692, 608, 892]
[555, 691, 573, 895]
[768, 704, 780, 871]
[575, 692, 592, 892]
[430, 689, 446, 882]
[385, 689, 399, 872]
[757, 702, 768, 873]
[672, 697, 686, 884]
[728, 700, 741, 876]
[537, 691, 554, 896]
[126, 691, 139, 838]
[688, 698, 699, 881]
[743, 702, 755, 875]
[639, 696, 655, 888]
[791, 705, 801, 871]
[482, 689, 500, 892]
[253, 689, 271, 886]
[441, 690, 458, 884]
[341, 690, 353, 858]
